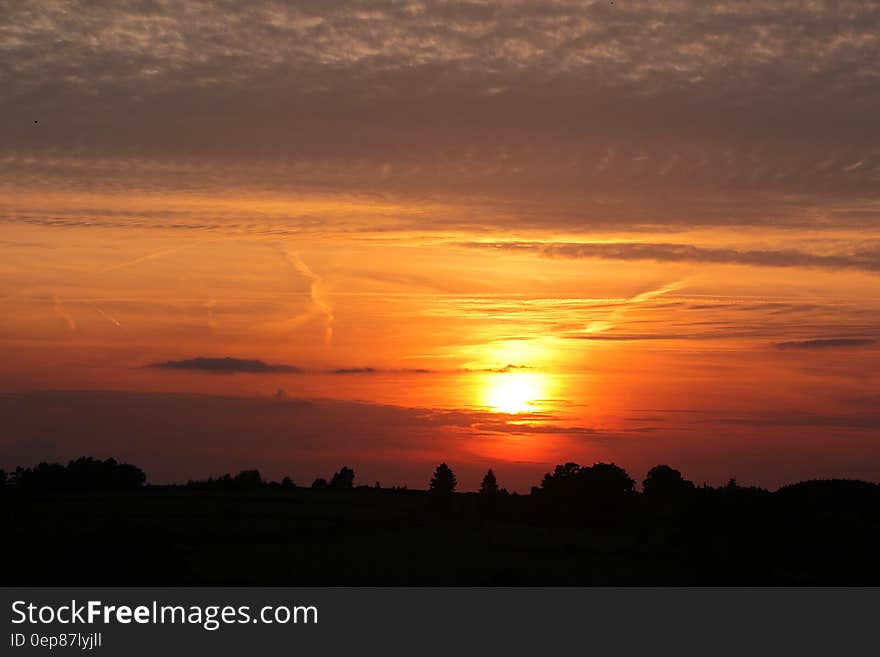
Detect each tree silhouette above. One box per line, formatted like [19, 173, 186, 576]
[429, 463, 457, 496]
[538, 462, 635, 506]
[643, 465, 695, 498]
[232, 469, 263, 490]
[14, 457, 146, 491]
[479, 469, 499, 496]
[539, 462, 583, 497]
[0, 469, 6, 488]
[580, 462, 635, 497]
[330, 466, 355, 489]
[311, 477, 328, 489]
[281, 476, 295, 489]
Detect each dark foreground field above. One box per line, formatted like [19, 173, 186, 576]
[3, 480, 879, 585]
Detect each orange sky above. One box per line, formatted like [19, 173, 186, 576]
[1, 1, 879, 490]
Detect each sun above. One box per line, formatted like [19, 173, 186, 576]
[485, 372, 544, 414]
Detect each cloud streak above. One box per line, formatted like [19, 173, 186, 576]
[277, 246, 334, 344]
[51, 294, 76, 331]
[775, 338, 876, 350]
[459, 241, 880, 273]
[149, 357, 300, 373]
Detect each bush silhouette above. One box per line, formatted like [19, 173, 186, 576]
[311, 477, 328, 489]
[429, 463, 457, 496]
[330, 466, 355, 489]
[643, 465, 695, 498]
[479, 469, 499, 496]
[281, 476, 296, 489]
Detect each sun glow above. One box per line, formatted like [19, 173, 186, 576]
[484, 372, 546, 414]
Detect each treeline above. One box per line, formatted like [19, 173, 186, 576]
[4, 457, 877, 509]
[0, 457, 145, 491]
[180, 460, 770, 503]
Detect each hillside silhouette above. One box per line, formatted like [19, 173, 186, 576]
[2, 458, 878, 585]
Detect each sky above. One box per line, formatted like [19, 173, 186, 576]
[1, 0, 879, 491]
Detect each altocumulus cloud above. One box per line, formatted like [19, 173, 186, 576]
[3, 0, 880, 230]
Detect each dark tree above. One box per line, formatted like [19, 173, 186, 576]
[579, 462, 635, 498]
[539, 462, 583, 497]
[233, 469, 263, 490]
[429, 463, 457, 496]
[15, 457, 145, 491]
[642, 465, 695, 498]
[67, 457, 146, 490]
[281, 476, 295, 489]
[0, 469, 6, 487]
[330, 466, 355, 489]
[538, 462, 634, 501]
[17, 462, 69, 490]
[479, 469, 499, 496]
[311, 477, 328, 489]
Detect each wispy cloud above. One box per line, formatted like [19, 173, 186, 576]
[51, 294, 76, 331]
[775, 338, 876, 350]
[330, 367, 435, 375]
[277, 246, 334, 344]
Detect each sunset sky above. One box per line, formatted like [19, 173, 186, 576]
[2, 1, 879, 490]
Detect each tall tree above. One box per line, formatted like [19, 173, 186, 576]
[479, 469, 499, 496]
[429, 463, 457, 496]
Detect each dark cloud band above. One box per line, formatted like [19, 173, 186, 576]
[149, 357, 299, 373]
[459, 241, 880, 273]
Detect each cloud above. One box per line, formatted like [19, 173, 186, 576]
[51, 294, 76, 331]
[570, 333, 693, 342]
[2, 1, 880, 231]
[149, 357, 300, 373]
[92, 305, 121, 328]
[470, 421, 602, 438]
[330, 367, 434, 374]
[459, 241, 880, 273]
[277, 246, 334, 344]
[331, 367, 378, 374]
[147, 358, 453, 375]
[702, 412, 880, 430]
[775, 338, 876, 350]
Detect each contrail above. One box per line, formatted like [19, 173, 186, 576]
[52, 294, 76, 330]
[628, 279, 686, 304]
[94, 245, 190, 275]
[584, 279, 687, 335]
[277, 246, 334, 345]
[2, 246, 190, 305]
[93, 304, 121, 327]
